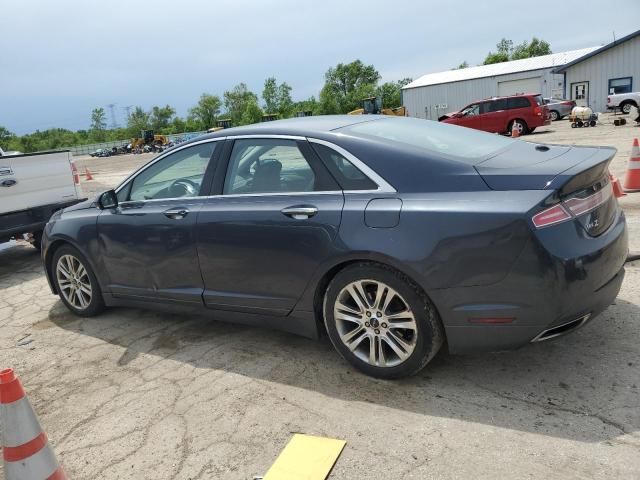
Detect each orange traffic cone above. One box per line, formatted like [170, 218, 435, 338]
[84, 167, 94, 181]
[0, 368, 67, 480]
[511, 122, 520, 138]
[609, 173, 626, 198]
[623, 138, 640, 192]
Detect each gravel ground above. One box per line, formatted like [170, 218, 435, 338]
[1, 115, 639, 479]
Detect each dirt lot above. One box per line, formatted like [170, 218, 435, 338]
[2, 116, 640, 479]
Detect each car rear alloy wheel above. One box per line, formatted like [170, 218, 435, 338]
[550, 110, 559, 121]
[334, 280, 418, 368]
[52, 245, 105, 316]
[324, 263, 443, 379]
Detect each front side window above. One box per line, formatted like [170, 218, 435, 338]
[462, 104, 480, 116]
[223, 139, 319, 195]
[127, 142, 216, 201]
[609, 77, 632, 94]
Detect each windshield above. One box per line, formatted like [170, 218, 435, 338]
[339, 117, 515, 162]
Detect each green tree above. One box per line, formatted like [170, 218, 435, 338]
[511, 37, 552, 60]
[224, 83, 258, 126]
[240, 98, 264, 125]
[484, 37, 551, 64]
[0, 126, 15, 149]
[126, 107, 151, 137]
[291, 96, 320, 116]
[451, 61, 469, 70]
[262, 77, 279, 114]
[376, 78, 412, 109]
[149, 105, 175, 131]
[319, 60, 381, 114]
[188, 93, 222, 129]
[90, 108, 107, 131]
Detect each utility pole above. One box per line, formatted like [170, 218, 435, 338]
[106, 103, 119, 129]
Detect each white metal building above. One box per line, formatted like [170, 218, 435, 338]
[402, 48, 597, 120]
[553, 30, 640, 112]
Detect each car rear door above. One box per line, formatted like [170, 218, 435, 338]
[195, 136, 344, 316]
[97, 140, 220, 303]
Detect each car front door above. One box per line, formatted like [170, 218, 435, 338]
[454, 103, 484, 130]
[97, 140, 220, 303]
[196, 137, 344, 316]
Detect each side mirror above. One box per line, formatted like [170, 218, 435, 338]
[98, 189, 118, 209]
[454, 112, 464, 118]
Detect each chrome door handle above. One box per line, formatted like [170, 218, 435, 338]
[164, 208, 189, 219]
[281, 206, 318, 219]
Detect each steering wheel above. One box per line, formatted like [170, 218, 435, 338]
[168, 178, 199, 198]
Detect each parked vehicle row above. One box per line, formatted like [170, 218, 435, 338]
[41, 115, 627, 378]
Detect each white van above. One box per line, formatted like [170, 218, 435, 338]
[0, 147, 85, 249]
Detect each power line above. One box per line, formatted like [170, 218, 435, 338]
[106, 103, 119, 129]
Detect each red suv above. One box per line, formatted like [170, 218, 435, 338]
[439, 93, 550, 135]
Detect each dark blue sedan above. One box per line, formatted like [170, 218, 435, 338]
[42, 116, 628, 378]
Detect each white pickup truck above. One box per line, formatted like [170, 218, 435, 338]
[607, 92, 640, 114]
[0, 147, 85, 249]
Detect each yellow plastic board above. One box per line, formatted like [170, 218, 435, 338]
[263, 434, 346, 480]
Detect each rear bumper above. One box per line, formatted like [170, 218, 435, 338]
[0, 199, 85, 242]
[431, 209, 628, 354]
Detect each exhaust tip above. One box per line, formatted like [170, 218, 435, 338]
[531, 314, 591, 343]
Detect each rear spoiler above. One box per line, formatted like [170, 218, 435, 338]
[548, 146, 616, 196]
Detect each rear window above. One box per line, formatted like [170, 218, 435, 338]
[339, 117, 514, 162]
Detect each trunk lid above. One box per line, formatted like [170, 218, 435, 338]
[475, 142, 617, 236]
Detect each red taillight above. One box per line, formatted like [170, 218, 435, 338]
[563, 182, 613, 216]
[532, 183, 614, 229]
[532, 204, 571, 228]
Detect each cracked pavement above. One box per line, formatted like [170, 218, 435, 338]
[1, 118, 640, 479]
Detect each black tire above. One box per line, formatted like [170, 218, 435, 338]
[509, 119, 528, 136]
[52, 244, 105, 317]
[529, 127, 536, 133]
[549, 110, 560, 121]
[621, 101, 636, 114]
[323, 263, 444, 379]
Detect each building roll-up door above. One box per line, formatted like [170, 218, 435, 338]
[497, 77, 542, 96]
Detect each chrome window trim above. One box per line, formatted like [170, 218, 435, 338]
[225, 134, 307, 141]
[114, 137, 226, 194]
[112, 134, 396, 204]
[306, 138, 396, 193]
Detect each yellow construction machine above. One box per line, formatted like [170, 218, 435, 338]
[131, 130, 169, 150]
[348, 96, 407, 116]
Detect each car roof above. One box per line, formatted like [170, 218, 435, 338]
[191, 115, 384, 142]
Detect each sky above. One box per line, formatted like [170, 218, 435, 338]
[2, 0, 639, 135]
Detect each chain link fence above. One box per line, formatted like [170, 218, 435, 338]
[67, 131, 207, 156]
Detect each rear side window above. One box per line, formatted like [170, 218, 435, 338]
[312, 143, 377, 191]
[507, 97, 531, 109]
[487, 99, 508, 112]
[534, 95, 544, 106]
